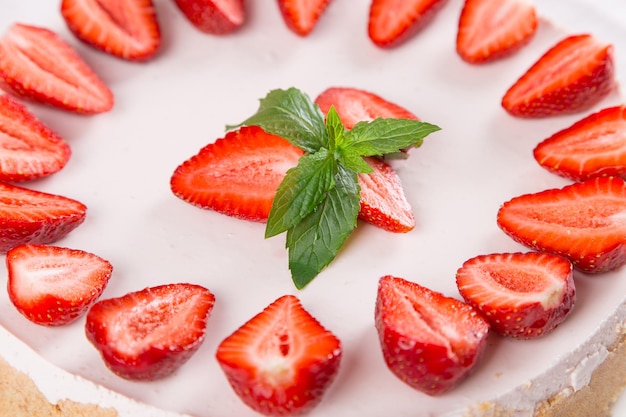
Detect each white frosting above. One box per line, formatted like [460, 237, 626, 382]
[0, 0, 625, 416]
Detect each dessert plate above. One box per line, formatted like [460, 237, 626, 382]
[1, 0, 626, 416]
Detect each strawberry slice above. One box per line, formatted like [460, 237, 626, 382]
[368, 0, 448, 48]
[314, 87, 417, 232]
[502, 33, 615, 118]
[7, 244, 113, 326]
[456, 252, 575, 339]
[497, 176, 626, 273]
[170, 126, 304, 222]
[277, 0, 332, 36]
[173, 0, 245, 34]
[314, 87, 419, 130]
[0, 23, 113, 114]
[456, 0, 537, 64]
[215, 295, 342, 416]
[358, 157, 415, 233]
[375, 275, 489, 395]
[61, 0, 161, 61]
[85, 283, 216, 380]
[534, 105, 626, 181]
[0, 182, 87, 252]
[0, 94, 71, 181]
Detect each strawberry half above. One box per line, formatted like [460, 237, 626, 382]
[0, 182, 87, 252]
[61, 0, 161, 61]
[170, 126, 304, 222]
[277, 0, 332, 36]
[215, 295, 342, 416]
[314, 87, 419, 130]
[534, 105, 626, 181]
[7, 244, 113, 326]
[0, 94, 71, 181]
[502, 33, 615, 118]
[0, 23, 113, 114]
[173, 0, 245, 34]
[497, 176, 626, 273]
[456, 252, 575, 339]
[456, 0, 537, 64]
[368, 0, 448, 48]
[375, 275, 489, 395]
[314, 87, 417, 232]
[85, 283, 215, 381]
[358, 157, 415, 233]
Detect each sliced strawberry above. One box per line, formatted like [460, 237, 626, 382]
[0, 23, 113, 114]
[277, 0, 332, 36]
[85, 283, 215, 380]
[0, 182, 87, 252]
[375, 275, 489, 395]
[61, 0, 161, 61]
[497, 176, 626, 273]
[314, 87, 419, 130]
[358, 157, 415, 233]
[0, 94, 71, 181]
[534, 105, 626, 181]
[215, 295, 341, 416]
[314, 87, 417, 232]
[502, 33, 615, 118]
[7, 244, 113, 326]
[456, 252, 575, 339]
[368, 0, 448, 48]
[456, 0, 537, 64]
[173, 0, 245, 34]
[170, 126, 304, 222]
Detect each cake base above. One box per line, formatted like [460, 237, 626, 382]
[0, 356, 117, 417]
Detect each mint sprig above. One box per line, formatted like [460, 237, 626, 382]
[229, 87, 440, 289]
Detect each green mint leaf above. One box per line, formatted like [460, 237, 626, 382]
[286, 165, 360, 289]
[324, 106, 344, 152]
[227, 88, 328, 153]
[265, 149, 336, 238]
[345, 118, 440, 156]
[338, 148, 374, 174]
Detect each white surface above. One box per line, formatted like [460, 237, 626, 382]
[1, 0, 626, 416]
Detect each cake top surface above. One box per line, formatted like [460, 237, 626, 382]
[0, 0, 626, 416]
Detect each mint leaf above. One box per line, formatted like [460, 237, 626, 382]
[324, 106, 344, 152]
[345, 118, 440, 156]
[286, 165, 360, 289]
[228, 88, 327, 153]
[266, 149, 336, 238]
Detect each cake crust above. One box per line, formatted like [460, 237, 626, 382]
[0, 356, 117, 417]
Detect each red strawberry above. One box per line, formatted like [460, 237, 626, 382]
[314, 87, 419, 130]
[502, 34, 615, 118]
[456, 252, 575, 339]
[534, 105, 626, 181]
[314, 87, 417, 232]
[7, 244, 113, 326]
[497, 176, 626, 273]
[0, 182, 87, 252]
[375, 275, 489, 395]
[456, 0, 537, 64]
[368, 0, 448, 48]
[215, 295, 341, 416]
[85, 283, 215, 380]
[170, 126, 304, 222]
[61, 0, 161, 61]
[0, 23, 113, 114]
[0, 94, 71, 181]
[358, 157, 415, 233]
[173, 0, 245, 34]
[277, 0, 332, 36]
